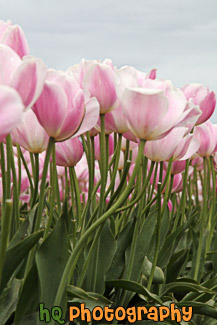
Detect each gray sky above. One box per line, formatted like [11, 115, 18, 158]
[1, 0, 217, 121]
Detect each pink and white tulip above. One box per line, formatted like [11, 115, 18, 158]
[33, 69, 100, 141]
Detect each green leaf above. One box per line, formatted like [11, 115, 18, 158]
[106, 219, 135, 281]
[162, 282, 214, 296]
[166, 249, 190, 283]
[125, 210, 157, 283]
[147, 208, 169, 263]
[36, 216, 69, 309]
[106, 279, 162, 304]
[67, 285, 98, 301]
[177, 301, 217, 320]
[0, 279, 21, 325]
[158, 214, 194, 269]
[181, 277, 217, 303]
[8, 204, 38, 249]
[14, 263, 40, 324]
[92, 219, 116, 294]
[0, 230, 43, 292]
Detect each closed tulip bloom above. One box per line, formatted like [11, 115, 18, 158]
[11, 109, 49, 153]
[0, 85, 23, 141]
[172, 133, 200, 161]
[194, 120, 217, 157]
[144, 127, 187, 162]
[182, 83, 216, 125]
[83, 62, 117, 114]
[94, 134, 114, 160]
[0, 44, 46, 109]
[33, 69, 99, 141]
[103, 66, 138, 134]
[55, 137, 83, 167]
[170, 160, 188, 175]
[0, 20, 29, 58]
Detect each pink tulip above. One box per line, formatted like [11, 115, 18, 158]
[89, 127, 99, 137]
[94, 134, 114, 160]
[170, 160, 188, 175]
[83, 62, 117, 114]
[0, 44, 46, 109]
[150, 166, 183, 193]
[0, 20, 29, 58]
[11, 109, 49, 153]
[191, 155, 204, 169]
[172, 133, 200, 161]
[33, 69, 99, 141]
[0, 85, 23, 141]
[75, 155, 89, 192]
[194, 120, 217, 157]
[55, 137, 83, 167]
[121, 138, 138, 151]
[144, 127, 187, 162]
[121, 78, 190, 140]
[137, 68, 157, 86]
[182, 83, 216, 125]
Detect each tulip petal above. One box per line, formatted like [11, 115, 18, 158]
[0, 44, 21, 85]
[0, 85, 23, 138]
[72, 96, 100, 138]
[10, 56, 47, 109]
[33, 81, 68, 138]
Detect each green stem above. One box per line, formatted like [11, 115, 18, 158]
[44, 144, 57, 239]
[34, 137, 55, 232]
[147, 181, 162, 290]
[194, 157, 207, 281]
[31, 153, 39, 208]
[98, 114, 107, 217]
[69, 167, 82, 229]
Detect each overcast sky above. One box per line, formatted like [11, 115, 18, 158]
[1, 0, 217, 121]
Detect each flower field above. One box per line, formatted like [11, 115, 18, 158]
[0, 20, 217, 324]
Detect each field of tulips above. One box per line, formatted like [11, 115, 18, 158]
[1, 19, 217, 325]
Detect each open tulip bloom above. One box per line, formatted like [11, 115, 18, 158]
[1, 20, 217, 325]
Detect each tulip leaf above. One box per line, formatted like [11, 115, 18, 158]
[8, 204, 38, 249]
[67, 285, 98, 301]
[0, 230, 43, 292]
[162, 282, 214, 296]
[94, 219, 116, 294]
[166, 249, 190, 282]
[106, 219, 135, 281]
[177, 301, 217, 320]
[14, 263, 40, 324]
[106, 279, 162, 304]
[36, 216, 69, 309]
[0, 279, 21, 325]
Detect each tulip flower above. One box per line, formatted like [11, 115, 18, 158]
[121, 79, 190, 140]
[0, 20, 29, 58]
[182, 83, 216, 125]
[83, 62, 117, 114]
[0, 44, 47, 109]
[55, 137, 83, 167]
[144, 127, 187, 162]
[11, 109, 49, 153]
[0, 85, 23, 141]
[94, 134, 114, 160]
[194, 120, 217, 157]
[33, 69, 100, 141]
